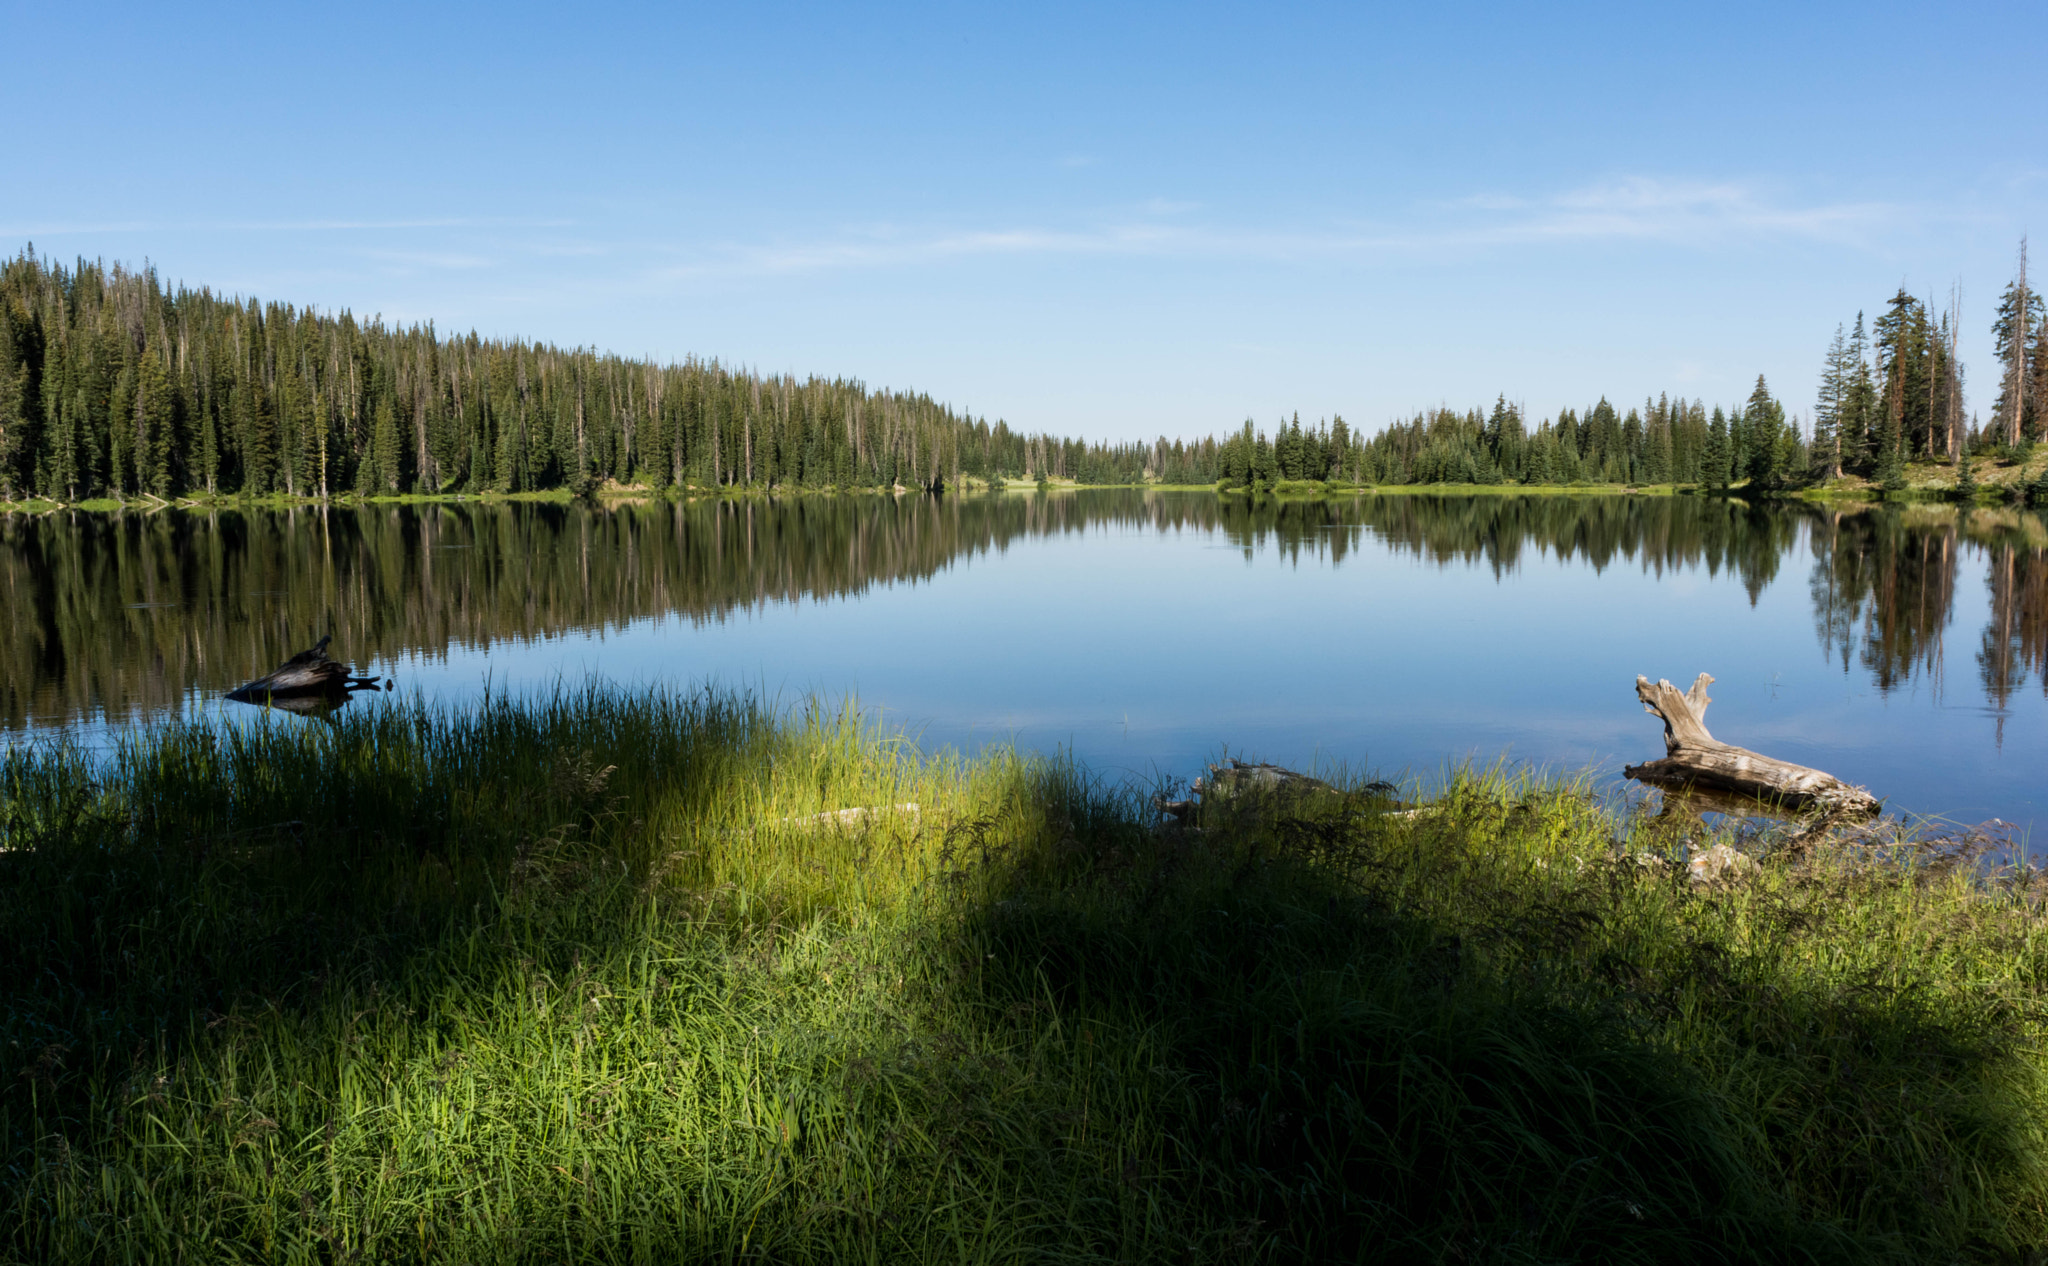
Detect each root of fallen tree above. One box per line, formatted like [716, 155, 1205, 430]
[1624, 673, 1878, 819]
[225, 635, 384, 711]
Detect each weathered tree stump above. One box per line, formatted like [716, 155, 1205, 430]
[225, 636, 384, 710]
[1624, 673, 1878, 818]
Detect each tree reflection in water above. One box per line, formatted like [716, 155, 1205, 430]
[2, 492, 2044, 733]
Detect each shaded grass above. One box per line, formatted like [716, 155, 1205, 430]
[3, 687, 2048, 1262]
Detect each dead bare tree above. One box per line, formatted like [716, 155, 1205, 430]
[1947, 281, 1963, 462]
[2009, 238, 2030, 447]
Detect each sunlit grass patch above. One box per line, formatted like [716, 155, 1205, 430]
[5, 689, 2048, 1262]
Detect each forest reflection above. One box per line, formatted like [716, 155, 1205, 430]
[2, 491, 2045, 730]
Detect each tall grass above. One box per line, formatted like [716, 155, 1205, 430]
[3, 686, 2047, 1262]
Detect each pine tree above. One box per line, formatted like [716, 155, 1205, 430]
[49, 383, 80, 500]
[1741, 375, 1789, 489]
[1993, 239, 2042, 446]
[239, 379, 278, 494]
[1812, 324, 1847, 480]
[1252, 427, 1277, 487]
[1702, 410, 1731, 492]
[135, 346, 173, 496]
[198, 404, 220, 494]
[1642, 396, 1673, 484]
[1778, 422, 1807, 489]
[0, 301, 29, 501]
[1672, 399, 1706, 483]
[1841, 313, 1877, 474]
[2034, 309, 2048, 440]
[1586, 399, 1621, 478]
[372, 399, 402, 493]
[1727, 406, 1750, 486]
[494, 397, 521, 492]
[312, 391, 332, 496]
[1875, 290, 1931, 459]
[107, 361, 134, 495]
[279, 367, 320, 497]
[1935, 291, 1965, 463]
[1877, 443, 1906, 494]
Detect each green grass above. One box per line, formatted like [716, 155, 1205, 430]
[0, 485, 958, 516]
[1215, 481, 1688, 499]
[4, 687, 2048, 1262]
[0, 490, 584, 515]
[1354, 482, 1682, 497]
[0, 483, 1681, 516]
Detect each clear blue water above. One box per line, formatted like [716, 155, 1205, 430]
[4, 492, 2042, 838]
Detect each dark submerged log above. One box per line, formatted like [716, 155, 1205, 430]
[1156, 759, 1403, 824]
[1624, 673, 1879, 819]
[225, 635, 384, 708]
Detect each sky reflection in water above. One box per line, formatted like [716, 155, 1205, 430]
[3, 492, 2042, 840]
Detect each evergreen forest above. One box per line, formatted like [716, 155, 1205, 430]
[2, 246, 2044, 503]
[0, 252, 1068, 503]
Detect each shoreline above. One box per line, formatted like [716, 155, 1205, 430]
[9, 454, 2044, 517]
[4, 685, 2045, 1259]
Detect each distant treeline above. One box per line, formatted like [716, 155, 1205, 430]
[0, 250, 1127, 502]
[1195, 263, 2043, 493]
[3, 245, 2043, 501]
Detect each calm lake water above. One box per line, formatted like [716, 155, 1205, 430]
[4, 491, 2044, 839]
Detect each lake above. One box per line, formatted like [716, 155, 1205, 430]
[3, 491, 2043, 839]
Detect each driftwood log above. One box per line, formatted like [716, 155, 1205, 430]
[1624, 673, 1878, 818]
[225, 636, 384, 711]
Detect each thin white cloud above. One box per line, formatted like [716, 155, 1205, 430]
[643, 176, 1931, 282]
[0, 221, 154, 239]
[361, 248, 497, 270]
[648, 224, 1181, 278]
[0, 216, 573, 238]
[223, 218, 496, 232]
[524, 240, 609, 258]
[7, 178, 1921, 287]
[1489, 177, 1904, 246]
[1445, 193, 1530, 212]
[1315, 177, 1915, 252]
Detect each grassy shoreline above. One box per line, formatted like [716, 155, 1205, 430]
[7, 445, 2046, 516]
[5, 686, 2048, 1262]
[0, 481, 1715, 515]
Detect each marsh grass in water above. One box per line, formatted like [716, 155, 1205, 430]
[3, 686, 2048, 1262]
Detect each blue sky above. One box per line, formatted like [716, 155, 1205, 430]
[5, 0, 2043, 442]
